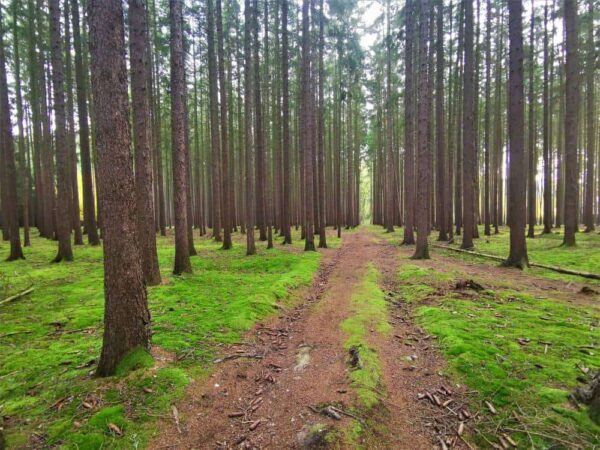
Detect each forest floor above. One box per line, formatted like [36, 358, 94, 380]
[148, 227, 600, 450]
[1, 227, 599, 449]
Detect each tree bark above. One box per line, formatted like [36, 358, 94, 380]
[403, 0, 416, 245]
[436, 0, 448, 241]
[281, 0, 292, 245]
[71, 0, 99, 245]
[583, 0, 595, 232]
[461, 0, 475, 250]
[49, 0, 74, 262]
[244, 0, 256, 255]
[0, 5, 24, 261]
[216, 0, 232, 249]
[563, 0, 579, 246]
[413, 0, 431, 259]
[506, 0, 529, 268]
[169, 0, 192, 274]
[129, 0, 161, 285]
[89, 0, 151, 377]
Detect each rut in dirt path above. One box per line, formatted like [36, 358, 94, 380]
[149, 231, 461, 450]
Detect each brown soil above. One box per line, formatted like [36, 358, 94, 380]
[149, 229, 597, 450]
[148, 231, 463, 450]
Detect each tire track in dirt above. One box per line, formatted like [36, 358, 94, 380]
[149, 231, 470, 449]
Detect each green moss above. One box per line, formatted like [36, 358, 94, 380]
[415, 286, 600, 447]
[0, 229, 320, 448]
[115, 348, 154, 377]
[442, 225, 600, 284]
[340, 265, 389, 409]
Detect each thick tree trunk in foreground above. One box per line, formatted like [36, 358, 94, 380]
[563, 0, 579, 246]
[89, 0, 151, 377]
[505, 0, 529, 268]
[129, 0, 161, 285]
[0, 6, 24, 261]
[170, 0, 192, 274]
[49, 0, 74, 262]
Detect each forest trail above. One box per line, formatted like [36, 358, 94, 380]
[149, 230, 462, 449]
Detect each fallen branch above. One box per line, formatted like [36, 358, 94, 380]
[0, 287, 35, 306]
[433, 245, 600, 281]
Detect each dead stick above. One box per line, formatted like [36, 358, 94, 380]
[0, 287, 35, 306]
[432, 244, 600, 280]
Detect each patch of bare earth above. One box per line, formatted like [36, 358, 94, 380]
[149, 231, 461, 449]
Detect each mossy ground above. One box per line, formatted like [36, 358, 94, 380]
[339, 264, 390, 448]
[0, 228, 328, 449]
[396, 261, 600, 448]
[367, 224, 600, 284]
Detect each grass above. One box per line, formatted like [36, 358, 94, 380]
[0, 228, 323, 449]
[395, 263, 600, 449]
[367, 223, 600, 284]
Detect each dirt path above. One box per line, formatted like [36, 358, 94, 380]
[149, 231, 464, 449]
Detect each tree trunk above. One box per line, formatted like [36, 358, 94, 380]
[129, 0, 161, 285]
[413, 0, 431, 259]
[461, 0, 475, 250]
[281, 0, 291, 245]
[244, 0, 256, 255]
[436, 0, 447, 241]
[0, 5, 24, 260]
[583, 0, 595, 232]
[169, 0, 192, 274]
[526, 2, 536, 238]
[216, 0, 232, 249]
[563, 0, 579, 246]
[49, 0, 74, 262]
[317, 0, 327, 247]
[71, 0, 99, 245]
[542, 2, 552, 234]
[403, 0, 416, 245]
[89, 0, 151, 377]
[300, 0, 315, 251]
[506, 0, 529, 268]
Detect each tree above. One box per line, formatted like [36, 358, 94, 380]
[89, 0, 151, 376]
[301, 0, 315, 251]
[505, 0, 529, 268]
[563, 0, 579, 246]
[412, 0, 430, 259]
[526, 2, 536, 239]
[384, 0, 395, 234]
[402, 0, 415, 245]
[216, 0, 232, 249]
[207, 0, 222, 243]
[253, 0, 266, 242]
[583, 0, 595, 232]
[280, 0, 292, 245]
[542, 1, 552, 234]
[244, 0, 256, 255]
[170, 0, 192, 274]
[436, 0, 447, 241]
[129, 0, 161, 285]
[49, 0, 73, 262]
[71, 0, 99, 245]
[461, 0, 475, 250]
[316, 0, 327, 248]
[0, 3, 24, 261]
[483, 0, 492, 237]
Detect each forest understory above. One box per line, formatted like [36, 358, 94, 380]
[1, 226, 599, 449]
